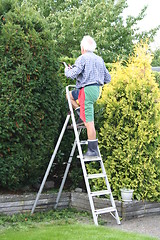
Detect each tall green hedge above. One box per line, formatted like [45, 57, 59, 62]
[0, 1, 62, 190]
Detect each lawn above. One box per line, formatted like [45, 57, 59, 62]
[0, 224, 158, 240]
[0, 209, 158, 240]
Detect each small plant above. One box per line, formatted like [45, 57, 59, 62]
[0, 208, 92, 229]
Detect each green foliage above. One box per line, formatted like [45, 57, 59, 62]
[0, 1, 62, 189]
[0, 208, 90, 228]
[17, 0, 160, 62]
[153, 72, 160, 88]
[152, 48, 160, 67]
[45, 0, 159, 63]
[91, 43, 160, 201]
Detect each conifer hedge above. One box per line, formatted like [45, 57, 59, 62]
[0, 1, 62, 189]
[92, 43, 160, 201]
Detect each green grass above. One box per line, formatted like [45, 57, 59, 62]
[0, 224, 157, 240]
[0, 209, 158, 240]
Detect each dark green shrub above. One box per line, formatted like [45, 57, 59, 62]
[0, 1, 62, 190]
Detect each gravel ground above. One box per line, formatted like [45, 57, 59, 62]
[106, 214, 160, 239]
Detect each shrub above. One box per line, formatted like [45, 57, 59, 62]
[0, 1, 62, 190]
[91, 43, 160, 201]
[153, 72, 160, 88]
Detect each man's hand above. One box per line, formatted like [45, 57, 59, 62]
[63, 62, 68, 68]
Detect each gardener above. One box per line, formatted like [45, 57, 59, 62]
[64, 35, 111, 158]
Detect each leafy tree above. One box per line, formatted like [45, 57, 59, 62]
[24, 0, 83, 18]
[151, 48, 160, 89]
[90, 43, 160, 201]
[152, 48, 160, 67]
[27, 0, 160, 63]
[0, 0, 62, 190]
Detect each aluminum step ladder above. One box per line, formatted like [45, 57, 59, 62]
[31, 85, 121, 225]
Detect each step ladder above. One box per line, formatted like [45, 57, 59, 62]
[31, 85, 121, 226]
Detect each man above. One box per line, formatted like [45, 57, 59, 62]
[64, 35, 111, 158]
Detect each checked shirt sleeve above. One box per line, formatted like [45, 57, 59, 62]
[65, 56, 84, 80]
[104, 62, 111, 84]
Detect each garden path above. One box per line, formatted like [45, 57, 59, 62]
[107, 214, 160, 239]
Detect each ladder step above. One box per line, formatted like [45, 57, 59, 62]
[67, 125, 86, 130]
[95, 207, 116, 215]
[83, 157, 101, 162]
[87, 173, 106, 179]
[77, 155, 101, 162]
[91, 190, 111, 196]
[80, 140, 88, 145]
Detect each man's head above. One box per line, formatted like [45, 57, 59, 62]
[80, 36, 96, 54]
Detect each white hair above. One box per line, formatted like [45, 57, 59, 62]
[80, 36, 97, 52]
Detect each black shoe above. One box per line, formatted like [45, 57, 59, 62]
[70, 117, 84, 127]
[83, 140, 100, 158]
[76, 117, 84, 126]
[75, 107, 80, 117]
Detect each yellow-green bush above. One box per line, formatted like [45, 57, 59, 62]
[92, 43, 160, 201]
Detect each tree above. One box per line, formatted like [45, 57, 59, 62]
[38, 0, 159, 63]
[152, 48, 160, 67]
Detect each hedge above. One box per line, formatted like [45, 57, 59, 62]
[0, 1, 62, 190]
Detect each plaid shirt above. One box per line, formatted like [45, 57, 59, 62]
[65, 51, 111, 89]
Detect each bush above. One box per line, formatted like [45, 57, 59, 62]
[153, 72, 160, 88]
[0, 1, 62, 190]
[92, 43, 160, 201]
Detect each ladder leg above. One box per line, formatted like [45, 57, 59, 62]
[66, 86, 99, 225]
[99, 154, 121, 224]
[66, 86, 120, 225]
[54, 129, 82, 209]
[115, 210, 121, 225]
[31, 114, 70, 214]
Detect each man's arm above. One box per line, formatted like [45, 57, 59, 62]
[65, 56, 84, 79]
[65, 65, 82, 79]
[104, 64, 111, 84]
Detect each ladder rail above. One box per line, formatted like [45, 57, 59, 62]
[66, 85, 98, 225]
[66, 85, 84, 159]
[54, 128, 82, 209]
[97, 147, 121, 224]
[31, 113, 70, 214]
